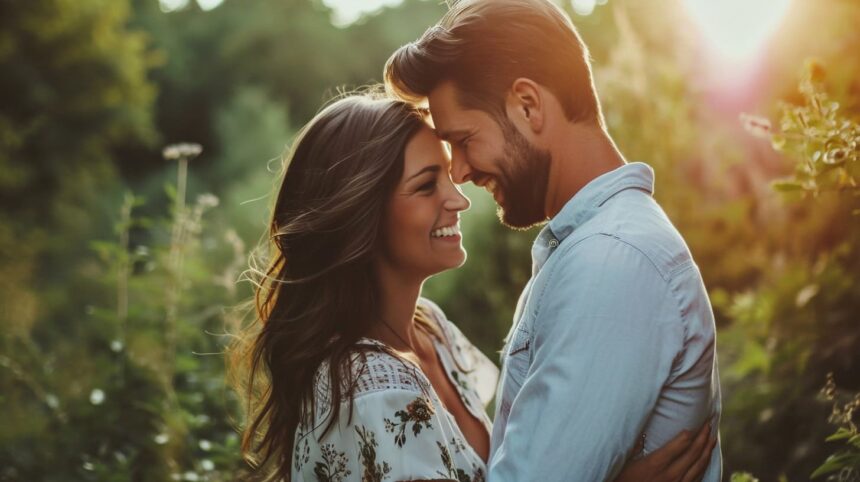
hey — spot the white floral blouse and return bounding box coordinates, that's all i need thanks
[291,299,499,481]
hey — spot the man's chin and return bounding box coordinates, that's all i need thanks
[497,205,546,231]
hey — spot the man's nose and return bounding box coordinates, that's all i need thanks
[450,149,472,184]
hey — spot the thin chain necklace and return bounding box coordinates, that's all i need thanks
[380,318,416,352]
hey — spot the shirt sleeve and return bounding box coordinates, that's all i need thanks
[488,235,685,481]
[296,388,466,482]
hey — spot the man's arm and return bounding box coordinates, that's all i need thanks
[489,235,685,481]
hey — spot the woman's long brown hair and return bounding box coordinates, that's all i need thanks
[227,92,429,480]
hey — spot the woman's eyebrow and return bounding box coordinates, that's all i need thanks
[406,164,441,181]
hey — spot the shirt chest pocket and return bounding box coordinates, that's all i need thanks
[504,325,532,386]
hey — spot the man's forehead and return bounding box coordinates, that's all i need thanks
[427,84,470,137]
[427,80,462,117]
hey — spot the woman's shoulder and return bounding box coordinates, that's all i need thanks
[312,344,431,408]
[417,297,479,360]
[417,296,458,343]
[352,346,433,398]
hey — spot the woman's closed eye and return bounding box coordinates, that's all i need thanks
[417,180,437,194]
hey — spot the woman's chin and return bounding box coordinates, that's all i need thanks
[439,250,468,272]
[420,251,467,278]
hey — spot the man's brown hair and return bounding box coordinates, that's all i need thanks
[384,0,602,125]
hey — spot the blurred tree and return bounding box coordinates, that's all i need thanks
[0,0,157,336]
[721,60,860,480]
[0,0,159,478]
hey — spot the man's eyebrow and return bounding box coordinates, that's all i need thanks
[434,128,471,141]
[407,164,441,181]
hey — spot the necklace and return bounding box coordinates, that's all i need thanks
[380,318,415,352]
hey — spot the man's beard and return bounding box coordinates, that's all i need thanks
[494,118,552,230]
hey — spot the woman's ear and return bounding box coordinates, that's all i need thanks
[505,78,544,134]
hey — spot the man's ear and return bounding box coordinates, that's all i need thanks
[505,78,544,134]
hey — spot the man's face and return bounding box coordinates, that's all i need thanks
[428,81,551,230]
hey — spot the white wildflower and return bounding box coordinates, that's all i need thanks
[196,193,219,209]
[162,143,203,161]
[89,389,105,406]
[795,284,819,308]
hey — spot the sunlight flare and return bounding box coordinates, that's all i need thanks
[683,0,792,63]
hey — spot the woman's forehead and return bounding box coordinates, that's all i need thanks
[403,126,451,177]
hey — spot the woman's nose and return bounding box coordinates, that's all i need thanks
[445,183,471,212]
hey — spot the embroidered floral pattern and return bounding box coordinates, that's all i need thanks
[294,435,310,472]
[355,425,391,482]
[436,440,485,482]
[449,436,467,454]
[384,396,435,447]
[312,443,351,482]
[450,370,474,408]
[292,301,497,481]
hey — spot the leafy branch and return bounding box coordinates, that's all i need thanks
[741,60,860,200]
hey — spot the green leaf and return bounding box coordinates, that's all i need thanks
[825,427,854,442]
[811,452,857,478]
[772,180,804,192]
[730,472,760,482]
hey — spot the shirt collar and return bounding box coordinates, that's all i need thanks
[547,162,655,241]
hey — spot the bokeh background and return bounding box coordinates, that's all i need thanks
[1,0,858,480]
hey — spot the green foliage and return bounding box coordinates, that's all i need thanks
[810,374,860,481]
[743,60,860,198]
[0,0,157,357]
[1,148,246,479]
[731,473,761,482]
[723,60,860,480]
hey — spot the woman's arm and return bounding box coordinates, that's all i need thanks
[614,419,718,482]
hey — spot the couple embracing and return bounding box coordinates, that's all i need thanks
[231,0,722,480]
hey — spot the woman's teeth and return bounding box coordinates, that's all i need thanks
[431,224,461,238]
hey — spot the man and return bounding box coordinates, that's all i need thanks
[384,0,722,480]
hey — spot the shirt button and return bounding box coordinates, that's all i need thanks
[548,238,559,248]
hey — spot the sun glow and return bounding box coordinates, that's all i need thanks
[683,0,793,63]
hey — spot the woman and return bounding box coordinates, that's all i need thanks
[229,91,713,481]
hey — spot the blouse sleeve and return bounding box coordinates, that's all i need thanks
[294,388,469,481]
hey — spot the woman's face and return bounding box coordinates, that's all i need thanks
[380,125,471,280]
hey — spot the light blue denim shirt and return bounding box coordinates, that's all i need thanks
[488,162,722,481]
